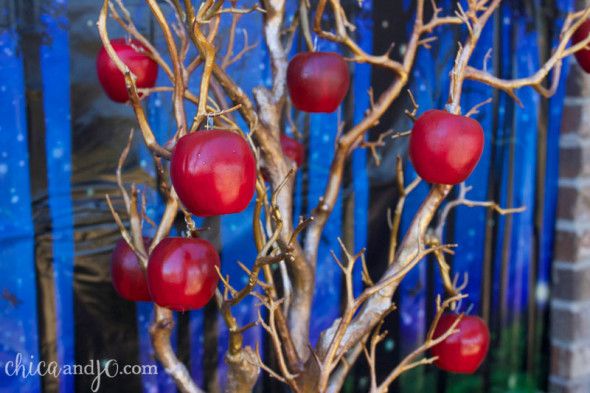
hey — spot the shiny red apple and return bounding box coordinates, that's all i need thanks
[573,19,590,73]
[409,110,484,185]
[170,130,257,217]
[96,38,158,103]
[287,52,350,113]
[111,238,151,302]
[280,134,305,167]
[431,313,490,374]
[147,237,220,311]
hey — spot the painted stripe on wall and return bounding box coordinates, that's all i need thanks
[217,4,264,389]
[39,2,75,391]
[451,8,495,316]
[352,0,372,295]
[0,24,41,393]
[308,73,343,346]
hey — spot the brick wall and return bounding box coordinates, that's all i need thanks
[550,24,590,393]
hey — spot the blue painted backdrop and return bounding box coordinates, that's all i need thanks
[0,0,570,392]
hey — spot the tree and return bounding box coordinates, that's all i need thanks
[96,0,590,392]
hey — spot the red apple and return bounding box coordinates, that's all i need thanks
[96,38,158,103]
[261,134,305,182]
[280,134,305,167]
[431,313,490,374]
[261,135,305,182]
[171,130,257,216]
[573,19,590,73]
[287,52,350,113]
[147,237,220,311]
[409,110,484,185]
[111,238,151,302]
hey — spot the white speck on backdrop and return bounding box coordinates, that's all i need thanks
[52,147,64,159]
[358,377,368,389]
[401,310,412,325]
[536,282,549,303]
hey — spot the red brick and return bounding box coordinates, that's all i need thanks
[559,147,586,178]
[551,342,590,379]
[554,228,590,262]
[566,61,590,97]
[557,184,590,221]
[550,375,590,393]
[551,301,590,341]
[561,104,584,134]
[553,263,590,301]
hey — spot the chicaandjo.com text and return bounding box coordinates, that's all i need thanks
[4,353,158,392]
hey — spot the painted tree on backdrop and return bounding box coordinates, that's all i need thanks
[96,0,590,392]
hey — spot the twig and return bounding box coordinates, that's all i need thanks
[463,7,590,105]
[146,0,188,136]
[434,182,525,239]
[388,158,421,263]
[360,130,411,166]
[374,295,465,392]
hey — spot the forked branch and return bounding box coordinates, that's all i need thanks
[372,295,466,392]
[463,7,590,105]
